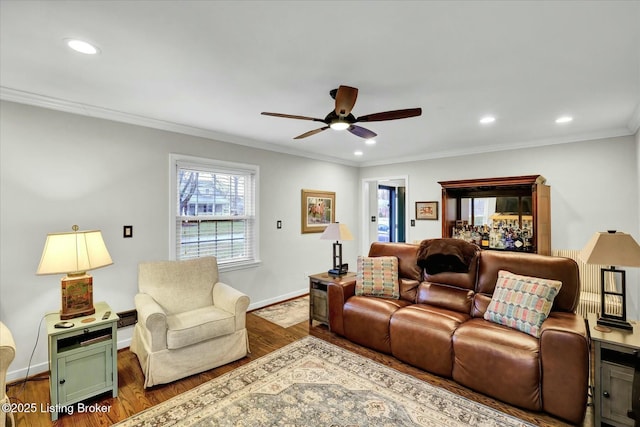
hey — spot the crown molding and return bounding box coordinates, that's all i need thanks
[358,127,634,167]
[2,86,635,169]
[0,87,359,167]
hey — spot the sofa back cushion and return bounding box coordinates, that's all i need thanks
[368,242,421,302]
[475,251,579,316]
[416,282,474,314]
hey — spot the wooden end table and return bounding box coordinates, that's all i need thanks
[588,312,640,427]
[309,272,356,327]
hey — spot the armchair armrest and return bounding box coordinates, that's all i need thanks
[212,282,250,330]
[539,312,590,424]
[328,280,356,336]
[134,293,168,351]
[0,321,16,394]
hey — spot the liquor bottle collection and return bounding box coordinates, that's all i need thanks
[452,216,534,252]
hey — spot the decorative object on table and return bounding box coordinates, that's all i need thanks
[113,337,535,427]
[415,201,438,220]
[580,230,640,331]
[301,189,335,233]
[37,225,113,319]
[320,222,353,276]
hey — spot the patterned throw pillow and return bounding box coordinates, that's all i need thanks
[484,270,562,338]
[355,256,399,299]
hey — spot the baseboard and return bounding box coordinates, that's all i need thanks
[248,288,308,311]
[6,337,133,383]
[7,292,306,383]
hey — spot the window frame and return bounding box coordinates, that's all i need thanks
[169,153,261,271]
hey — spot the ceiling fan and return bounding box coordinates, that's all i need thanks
[261,85,422,140]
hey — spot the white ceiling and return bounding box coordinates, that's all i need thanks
[1,1,639,166]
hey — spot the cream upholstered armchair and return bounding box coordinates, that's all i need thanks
[1,322,16,427]
[130,257,250,388]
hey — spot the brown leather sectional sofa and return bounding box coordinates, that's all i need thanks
[328,240,589,425]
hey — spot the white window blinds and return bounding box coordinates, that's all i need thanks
[172,155,259,270]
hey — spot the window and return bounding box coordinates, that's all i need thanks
[170,154,260,271]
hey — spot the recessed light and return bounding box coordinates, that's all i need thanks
[555,116,573,124]
[65,39,99,55]
[365,139,376,145]
[354,150,363,156]
[479,116,496,124]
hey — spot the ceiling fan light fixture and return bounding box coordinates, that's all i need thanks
[330,121,350,131]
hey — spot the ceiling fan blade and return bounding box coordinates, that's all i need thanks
[357,108,422,123]
[294,126,330,140]
[334,85,358,117]
[347,125,377,139]
[262,112,325,122]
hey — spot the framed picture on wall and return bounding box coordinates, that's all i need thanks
[301,189,335,233]
[416,201,438,220]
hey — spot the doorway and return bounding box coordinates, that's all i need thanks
[361,176,408,253]
[377,185,406,243]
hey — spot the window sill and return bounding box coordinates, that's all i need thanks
[218,260,262,273]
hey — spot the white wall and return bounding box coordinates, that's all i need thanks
[0,101,360,380]
[2,99,639,382]
[359,135,640,318]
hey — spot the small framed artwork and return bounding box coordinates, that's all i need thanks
[301,189,335,233]
[416,201,439,220]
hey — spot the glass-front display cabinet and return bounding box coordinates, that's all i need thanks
[438,175,551,255]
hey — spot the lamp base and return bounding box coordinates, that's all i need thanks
[60,274,95,320]
[597,316,633,331]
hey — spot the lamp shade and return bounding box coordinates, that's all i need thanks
[579,231,640,267]
[320,223,353,241]
[37,228,113,275]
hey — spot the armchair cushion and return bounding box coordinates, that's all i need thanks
[167,306,235,350]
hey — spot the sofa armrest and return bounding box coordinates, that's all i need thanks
[539,312,590,424]
[213,282,250,330]
[134,293,168,351]
[328,280,356,336]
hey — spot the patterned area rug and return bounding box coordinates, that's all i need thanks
[252,295,309,328]
[115,336,534,427]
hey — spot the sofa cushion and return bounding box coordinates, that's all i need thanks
[344,296,411,354]
[166,306,235,349]
[390,304,470,377]
[484,270,562,337]
[453,318,542,411]
[356,255,399,299]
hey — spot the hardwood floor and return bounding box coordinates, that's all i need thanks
[7,311,589,426]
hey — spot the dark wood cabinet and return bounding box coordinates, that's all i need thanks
[438,175,551,255]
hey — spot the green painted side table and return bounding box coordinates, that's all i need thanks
[45,301,118,421]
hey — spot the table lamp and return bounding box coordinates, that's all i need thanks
[320,223,353,276]
[580,230,640,330]
[37,225,113,319]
